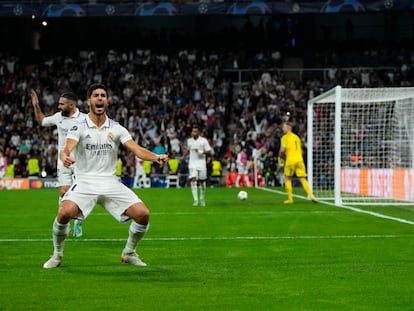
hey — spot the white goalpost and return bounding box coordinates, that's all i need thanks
[307,86,414,206]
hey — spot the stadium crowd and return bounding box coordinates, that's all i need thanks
[1,45,414,186]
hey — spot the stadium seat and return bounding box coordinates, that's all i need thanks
[28,158,40,176]
[142,160,152,175]
[4,164,14,178]
[166,159,180,188]
[139,161,152,188]
[210,160,222,186]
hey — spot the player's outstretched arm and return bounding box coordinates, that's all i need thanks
[124,140,168,166]
[31,90,46,125]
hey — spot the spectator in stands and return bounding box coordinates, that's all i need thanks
[169,132,181,155]
[12,157,25,177]
[235,146,250,187]
[39,157,53,178]
[152,133,167,175]
[226,166,238,187]
[262,149,278,186]
[0,150,6,177]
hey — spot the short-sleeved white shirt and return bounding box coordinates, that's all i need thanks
[66,115,132,178]
[64,115,141,223]
[42,109,86,153]
[42,109,86,185]
[187,136,212,170]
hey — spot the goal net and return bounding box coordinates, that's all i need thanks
[307,86,414,206]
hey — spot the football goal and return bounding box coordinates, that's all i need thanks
[307,86,414,206]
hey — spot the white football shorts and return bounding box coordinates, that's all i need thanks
[62,177,142,223]
[57,163,75,187]
[237,165,248,175]
[189,167,207,180]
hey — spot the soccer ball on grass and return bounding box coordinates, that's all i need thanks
[237,190,248,201]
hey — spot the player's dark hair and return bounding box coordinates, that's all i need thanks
[87,83,107,98]
[60,91,78,103]
[192,124,201,130]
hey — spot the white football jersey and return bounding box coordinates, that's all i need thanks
[187,136,212,170]
[66,115,132,178]
[42,109,87,152]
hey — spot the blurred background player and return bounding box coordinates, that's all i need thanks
[183,125,212,206]
[279,122,318,204]
[31,89,87,237]
[235,146,250,187]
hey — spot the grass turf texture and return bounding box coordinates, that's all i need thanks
[0,188,414,310]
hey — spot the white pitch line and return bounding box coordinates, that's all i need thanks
[90,211,341,216]
[259,187,414,225]
[0,234,407,243]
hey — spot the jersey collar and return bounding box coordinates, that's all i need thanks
[71,108,82,118]
[63,108,82,119]
[85,114,110,128]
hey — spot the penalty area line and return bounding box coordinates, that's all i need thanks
[259,187,414,226]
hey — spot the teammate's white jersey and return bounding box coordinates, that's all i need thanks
[42,109,86,152]
[66,115,132,178]
[187,136,212,170]
[42,109,87,185]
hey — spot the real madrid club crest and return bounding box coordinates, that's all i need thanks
[108,132,113,141]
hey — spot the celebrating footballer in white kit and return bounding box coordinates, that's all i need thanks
[43,83,168,269]
[31,90,86,237]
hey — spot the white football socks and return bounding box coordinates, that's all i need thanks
[124,222,149,253]
[52,218,70,257]
[191,180,198,202]
[199,180,206,201]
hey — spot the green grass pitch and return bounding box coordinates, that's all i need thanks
[1,187,414,310]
